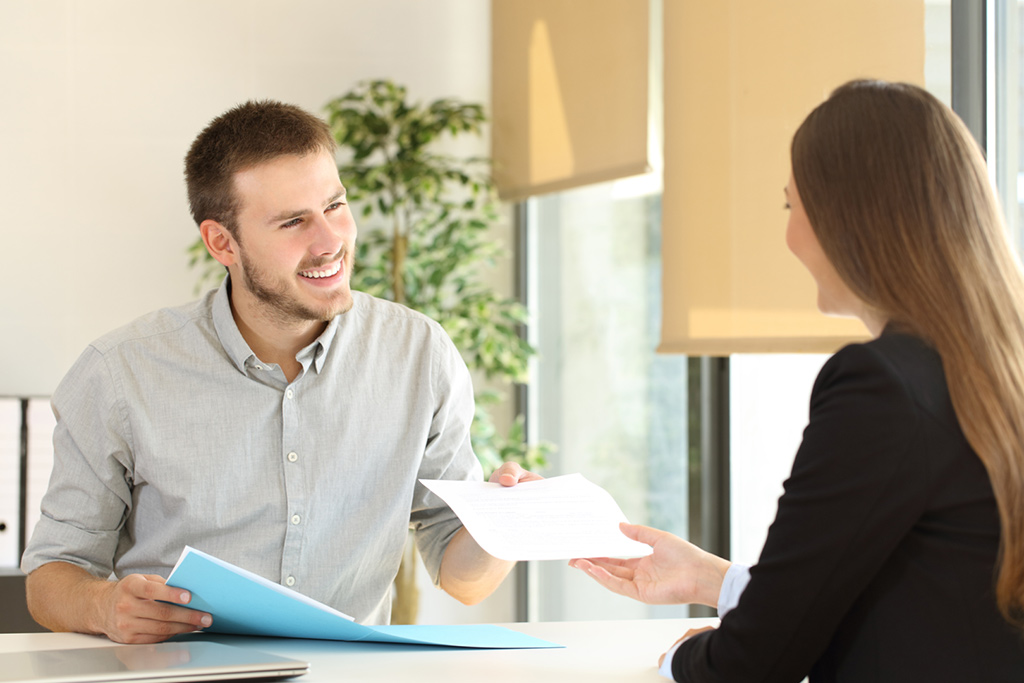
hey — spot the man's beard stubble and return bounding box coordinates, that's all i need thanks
[237,245,353,325]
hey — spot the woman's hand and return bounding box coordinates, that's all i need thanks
[658,626,716,668]
[569,523,730,608]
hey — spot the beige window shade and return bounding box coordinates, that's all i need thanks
[491,0,651,201]
[660,0,925,355]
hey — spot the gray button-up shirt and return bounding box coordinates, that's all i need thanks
[22,278,482,624]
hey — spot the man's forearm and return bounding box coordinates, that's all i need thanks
[438,527,515,605]
[26,561,111,634]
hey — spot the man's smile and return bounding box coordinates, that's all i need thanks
[298,260,343,280]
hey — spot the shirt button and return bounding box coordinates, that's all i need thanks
[291,514,301,525]
[286,389,294,399]
[255,365,263,371]
[287,452,298,462]
[285,576,295,587]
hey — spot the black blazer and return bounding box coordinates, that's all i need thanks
[673,330,1024,682]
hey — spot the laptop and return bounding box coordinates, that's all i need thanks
[0,641,309,683]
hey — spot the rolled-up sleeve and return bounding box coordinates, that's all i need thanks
[21,345,134,578]
[409,328,483,584]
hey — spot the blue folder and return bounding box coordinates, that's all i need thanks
[166,546,561,649]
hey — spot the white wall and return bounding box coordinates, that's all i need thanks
[0,0,516,624]
[0,0,499,395]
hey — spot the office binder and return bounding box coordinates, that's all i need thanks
[24,399,55,550]
[0,399,21,568]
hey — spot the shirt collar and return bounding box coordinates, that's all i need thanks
[212,275,342,377]
[211,276,256,375]
[306,313,339,374]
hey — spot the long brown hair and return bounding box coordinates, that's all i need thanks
[792,79,1024,628]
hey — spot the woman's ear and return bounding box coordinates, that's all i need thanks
[200,220,238,267]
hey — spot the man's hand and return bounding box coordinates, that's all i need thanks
[26,562,211,644]
[488,461,544,487]
[96,573,211,644]
[568,523,730,608]
[439,463,542,604]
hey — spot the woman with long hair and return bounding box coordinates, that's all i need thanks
[571,80,1024,681]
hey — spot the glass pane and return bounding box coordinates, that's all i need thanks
[994,0,1023,250]
[729,355,828,564]
[926,0,952,106]
[528,179,688,621]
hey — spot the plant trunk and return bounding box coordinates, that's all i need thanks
[391,533,420,624]
[393,229,407,305]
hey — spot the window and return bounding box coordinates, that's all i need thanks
[993,0,1024,251]
[522,0,957,621]
[525,179,689,621]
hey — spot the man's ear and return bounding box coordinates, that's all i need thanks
[200,220,238,267]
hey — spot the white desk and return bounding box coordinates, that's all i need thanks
[0,618,719,682]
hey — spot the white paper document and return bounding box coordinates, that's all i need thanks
[420,473,653,561]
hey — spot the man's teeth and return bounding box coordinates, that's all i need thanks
[300,262,342,279]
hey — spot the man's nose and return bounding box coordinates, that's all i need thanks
[309,214,345,256]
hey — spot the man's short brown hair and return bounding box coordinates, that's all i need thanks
[184,100,336,233]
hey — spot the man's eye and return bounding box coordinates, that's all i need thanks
[327,201,345,211]
[282,218,302,228]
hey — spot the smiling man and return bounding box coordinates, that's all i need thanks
[21,101,537,644]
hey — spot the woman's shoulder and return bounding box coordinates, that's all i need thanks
[830,328,938,370]
[817,329,955,430]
